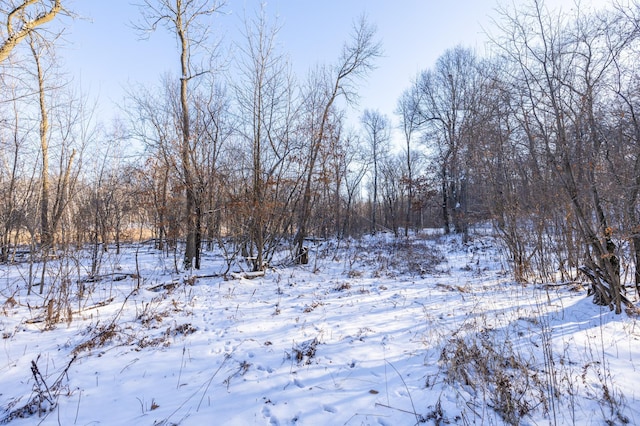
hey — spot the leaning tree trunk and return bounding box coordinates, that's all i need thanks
[579,228,625,311]
[568,173,626,313]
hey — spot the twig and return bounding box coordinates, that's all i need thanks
[386,360,420,425]
[374,402,420,416]
[74,390,81,425]
[197,353,231,411]
[72,289,136,355]
[177,346,186,389]
[0,354,77,424]
[154,350,235,426]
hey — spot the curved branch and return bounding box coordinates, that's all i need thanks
[0,0,62,63]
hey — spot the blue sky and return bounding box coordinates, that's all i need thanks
[60,0,610,137]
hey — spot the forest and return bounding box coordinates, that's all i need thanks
[2,1,639,311]
[2,1,640,424]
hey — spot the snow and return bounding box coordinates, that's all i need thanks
[1,232,639,425]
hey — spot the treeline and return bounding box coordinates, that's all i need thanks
[0,1,412,273]
[400,1,640,313]
[1,1,640,312]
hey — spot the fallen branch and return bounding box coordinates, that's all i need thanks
[80,272,137,283]
[229,271,265,280]
[74,297,115,314]
[189,273,224,279]
[538,281,582,288]
[24,297,116,324]
[147,280,180,292]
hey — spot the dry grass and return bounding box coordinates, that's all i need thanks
[440,334,545,425]
[291,337,320,365]
[344,237,446,277]
[0,355,77,423]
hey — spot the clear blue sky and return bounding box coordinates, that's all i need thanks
[60,0,610,139]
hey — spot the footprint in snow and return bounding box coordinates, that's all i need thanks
[262,405,280,426]
[323,404,337,413]
[256,364,275,374]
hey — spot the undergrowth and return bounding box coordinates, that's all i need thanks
[438,306,632,425]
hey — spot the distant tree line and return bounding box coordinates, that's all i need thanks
[1,0,639,312]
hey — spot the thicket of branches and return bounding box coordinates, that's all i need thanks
[2,0,640,312]
[402,1,640,313]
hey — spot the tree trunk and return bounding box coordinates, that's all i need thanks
[31,36,52,252]
[177,13,199,270]
[294,17,380,261]
[372,163,378,235]
[633,234,640,298]
[405,158,412,237]
[441,164,450,234]
[295,114,325,262]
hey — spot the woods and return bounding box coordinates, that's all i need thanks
[2,0,640,312]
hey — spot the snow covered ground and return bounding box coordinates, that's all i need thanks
[1,232,639,425]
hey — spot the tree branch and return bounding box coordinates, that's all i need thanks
[0,0,62,63]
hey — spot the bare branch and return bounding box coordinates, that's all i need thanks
[0,0,62,63]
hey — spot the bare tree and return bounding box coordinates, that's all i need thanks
[136,0,225,270]
[606,3,640,298]
[191,77,231,251]
[379,154,404,236]
[128,80,178,253]
[0,82,34,262]
[396,85,422,236]
[493,0,638,312]
[0,0,62,63]
[339,133,368,238]
[293,15,381,262]
[361,108,390,235]
[414,46,480,238]
[29,32,52,251]
[234,4,299,271]
[1,0,69,260]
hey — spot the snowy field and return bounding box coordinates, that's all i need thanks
[1,232,639,425]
